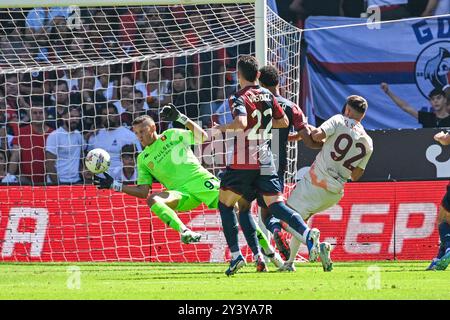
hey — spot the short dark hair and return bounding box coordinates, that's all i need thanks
[346,95,368,114]
[259,65,279,87]
[30,96,44,107]
[60,105,80,117]
[428,88,445,99]
[56,80,69,90]
[132,114,155,126]
[173,68,186,78]
[121,144,138,159]
[100,102,118,114]
[237,55,259,82]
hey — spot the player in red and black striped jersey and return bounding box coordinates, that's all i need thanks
[213,55,322,276]
[244,65,322,263]
[427,131,450,271]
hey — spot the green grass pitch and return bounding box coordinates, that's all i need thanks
[0,261,448,300]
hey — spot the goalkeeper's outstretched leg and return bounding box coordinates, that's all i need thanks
[147,191,202,244]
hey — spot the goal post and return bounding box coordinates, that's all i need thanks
[0,0,302,262]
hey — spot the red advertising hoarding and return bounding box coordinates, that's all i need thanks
[0,181,447,262]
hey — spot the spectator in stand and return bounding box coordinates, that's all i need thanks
[25,7,51,42]
[342,0,365,17]
[118,73,136,102]
[78,68,105,106]
[212,84,236,126]
[408,0,442,17]
[434,0,450,15]
[8,101,54,184]
[48,13,73,59]
[3,73,31,136]
[0,25,29,67]
[20,70,55,99]
[0,8,28,37]
[170,68,200,129]
[64,67,84,91]
[288,0,344,25]
[77,69,106,134]
[118,7,141,53]
[25,7,69,62]
[0,96,14,152]
[136,59,171,109]
[25,7,68,35]
[46,80,81,129]
[120,90,154,127]
[87,9,119,54]
[0,93,12,146]
[381,82,450,127]
[87,103,141,172]
[45,106,84,184]
[367,0,410,20]
[114,90,134,115]
[180,13,226,106]
[95,65,116,101]
[109,144,138,183]
[0,149,18,183]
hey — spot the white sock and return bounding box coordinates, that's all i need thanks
[287,236,301,264]
[285,225,309,245]
[231,251,242,260]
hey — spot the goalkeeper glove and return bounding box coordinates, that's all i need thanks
[93,172,123,192]
[160,103,188,125]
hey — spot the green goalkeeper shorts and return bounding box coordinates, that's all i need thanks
[174,176,220,212]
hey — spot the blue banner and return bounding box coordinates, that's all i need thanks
[304,16,450,129]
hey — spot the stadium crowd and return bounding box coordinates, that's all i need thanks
[0,1,449,185]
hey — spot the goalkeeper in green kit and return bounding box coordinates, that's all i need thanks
[94,104,284,266]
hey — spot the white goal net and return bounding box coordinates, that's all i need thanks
[0,1,302,262]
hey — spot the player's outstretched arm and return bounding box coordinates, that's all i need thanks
[434,131,450,146]
[311,127,327,143]
[380,82,418,119]
[289,125,323,149]
[213,114,247,132]
[184,118,208,144]
[160,103,208,143]
[94,172,151,199]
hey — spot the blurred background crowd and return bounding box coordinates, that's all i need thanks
[0,0,449,185]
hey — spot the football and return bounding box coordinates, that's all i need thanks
[85,148,111,174]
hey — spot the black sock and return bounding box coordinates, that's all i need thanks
[438,222,450,254]
[437,243,446,259]
[264,216,282,234]
[218,202,240,253]
[268,201,308,237]
[238,210,260,256]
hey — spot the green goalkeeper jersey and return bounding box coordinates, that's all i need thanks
[137,128,213,191]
